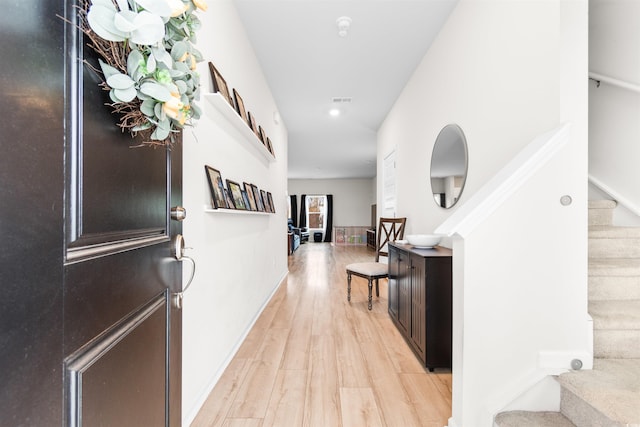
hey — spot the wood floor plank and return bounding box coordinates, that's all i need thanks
[280,302,313,370]
[339,387,384,427]
[221,419,263,427]
[359,338,424,427]
[227,359,279,419]
[400,373,451,424]
[262,370,307,427]
[190,243,451,427]
[303,334,341,427]
[190,358,251,427]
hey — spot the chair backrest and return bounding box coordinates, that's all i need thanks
[376,217,407,262]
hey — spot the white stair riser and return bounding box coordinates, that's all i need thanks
[589,238,640,258]
[589,276,640,300]
[593,330,640,359]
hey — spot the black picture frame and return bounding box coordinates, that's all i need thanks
[208,62,233,107]
[227,179,246,210]
[267,192,275,213]
[260,189,269,212]
[248,111,261,140]
[266,137,275,157]
[204,165,228,209]
[241,190,251,211]
[232,88,249,127]
[243,182,257,211]
[225,188,235,209]
[252,184,264,212]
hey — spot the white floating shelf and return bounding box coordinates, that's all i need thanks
[204,205,271,215]
[203,93,275,163]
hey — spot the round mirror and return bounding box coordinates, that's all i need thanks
[430,124,468,209]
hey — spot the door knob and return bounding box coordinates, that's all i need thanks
[171,206,187,221]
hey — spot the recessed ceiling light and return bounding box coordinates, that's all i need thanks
[329,108,340,117]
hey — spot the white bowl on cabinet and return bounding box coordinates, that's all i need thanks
[406,234,442,248]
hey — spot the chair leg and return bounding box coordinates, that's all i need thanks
[347,272,352,302]
[375,278,379,297]
[367,279,373,310]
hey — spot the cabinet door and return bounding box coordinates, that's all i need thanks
[388,246,400,319]
[425,257,453,369]
[410,254,427,363]
[398,252,411,333]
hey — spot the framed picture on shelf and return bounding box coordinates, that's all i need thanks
[267,192,275,213]
[232,88,249,126]
[204,165,228,209]
[260,189,270,212]
[227,179,247,210]
[266,137,275,157]
[252,184,265,212]
[248,112,261,140]
[208,62,233,107]
[241,190,251,210]
[243,182,257,211]
[225,188,235,209]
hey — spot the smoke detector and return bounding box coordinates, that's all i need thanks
[336,16,352,37]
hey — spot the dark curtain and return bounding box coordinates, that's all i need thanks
[299,194,307,229]
[289,195,298,227]
[323,194,333,242]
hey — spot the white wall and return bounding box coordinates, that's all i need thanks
[589,0,640,223]
[377,0,588,425]
[181,2,288,424]
[288,178,375,227]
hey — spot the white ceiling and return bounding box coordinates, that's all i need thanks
[233,0,459,179]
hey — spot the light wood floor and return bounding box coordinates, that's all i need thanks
[191,243,452,427]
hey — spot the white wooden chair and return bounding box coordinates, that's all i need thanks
[346,217,406,310]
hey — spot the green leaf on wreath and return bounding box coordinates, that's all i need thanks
[106,73,135,90]
[114,86,138,102]
[140,99,156,117]
[98,59,121,80]
[140,82,171,102]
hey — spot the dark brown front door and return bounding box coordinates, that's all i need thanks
[62,3,183,425]
[0,1,183,425]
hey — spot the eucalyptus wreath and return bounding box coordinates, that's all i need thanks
[80,0,207,146]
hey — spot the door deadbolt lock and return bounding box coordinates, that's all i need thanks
[171,206,187,221]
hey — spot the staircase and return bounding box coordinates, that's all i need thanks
[495,200,640,427]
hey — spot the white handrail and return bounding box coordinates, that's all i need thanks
[589,72,640,94]
[435,123,570,237]
[589,174,640,217]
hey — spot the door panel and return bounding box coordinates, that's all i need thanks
[410,255,426,363]
[66,294,166,426]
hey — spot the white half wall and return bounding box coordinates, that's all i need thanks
[288,178,376,227]
[377,0,588,425]
[181,2,288,425]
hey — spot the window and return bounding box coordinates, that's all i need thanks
[306,195,326,230]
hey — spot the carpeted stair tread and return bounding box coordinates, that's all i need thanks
[557,359,640,425]
[589,258,640,276]
[589,275,640,301]
[494,410,575,427]
[590,300,640,330]
[589,225,640,238]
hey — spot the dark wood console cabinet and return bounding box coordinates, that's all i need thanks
[388,243,452,371]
